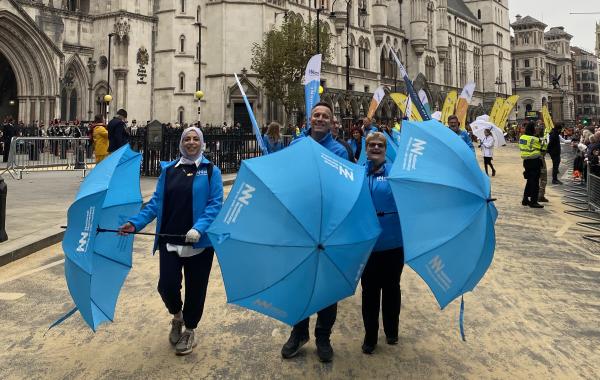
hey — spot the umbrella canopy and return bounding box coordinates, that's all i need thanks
[207,138,381,326]
[470,115,506,147]
[388,120,497,309]
[61,145,142,330]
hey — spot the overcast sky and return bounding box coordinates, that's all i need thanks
[508,0,599,53]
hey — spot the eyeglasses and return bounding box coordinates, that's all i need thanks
[367,142,385,148]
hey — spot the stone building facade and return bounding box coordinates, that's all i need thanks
[0,0,511,127]
[510,15,575,124]
[571,46,598,123]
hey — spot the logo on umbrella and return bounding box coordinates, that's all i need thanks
[402,137,427,171]
[426,255,452,292]
[224,183,256,225]
[76,206,95,254]
[321,153,354,181]
[253,299,288,318]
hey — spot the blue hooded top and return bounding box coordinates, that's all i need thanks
[291,128,351,161]
[367,161,403,251]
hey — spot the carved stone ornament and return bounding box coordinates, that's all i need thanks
[113,17,131,43]
[136,47,149,66]
[87,57,97,74]
[99,56,108,70]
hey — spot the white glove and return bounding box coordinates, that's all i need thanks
[185,229,201,243]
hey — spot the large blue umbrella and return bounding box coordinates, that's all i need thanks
[388,120,497,334]
[59,145,142,331]
[207,138,381,326]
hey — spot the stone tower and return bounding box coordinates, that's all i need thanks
[596,22,600,57]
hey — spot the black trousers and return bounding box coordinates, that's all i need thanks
[483,156,495,175]
[523,158,542,203]
[550,154,561,181]
[158,243,214,329]
[361,247,405,345]
[292,303,337,341]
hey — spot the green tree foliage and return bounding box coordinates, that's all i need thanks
[251,17,332,119]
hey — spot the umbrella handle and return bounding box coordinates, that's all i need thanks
[60,226,186,238]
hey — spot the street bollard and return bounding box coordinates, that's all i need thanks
[0,176,8,242]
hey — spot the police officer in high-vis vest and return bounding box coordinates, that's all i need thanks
[519,122,544,208]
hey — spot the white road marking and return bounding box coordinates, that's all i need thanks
[554,222,573,237]
[0,292,26,301]
[0,259,64,286]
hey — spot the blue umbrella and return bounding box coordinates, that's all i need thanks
[207,138,381,326]
[58,145,143,331]
[388,120,497,338]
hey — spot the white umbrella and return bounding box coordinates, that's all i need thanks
[470,115,506,147]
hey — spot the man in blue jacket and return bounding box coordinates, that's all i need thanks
[290,102,352,162]
[107,108,129,153]
[281,102,351,363]
[448,115,475,152]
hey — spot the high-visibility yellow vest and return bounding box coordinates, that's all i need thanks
[519,134,542,159]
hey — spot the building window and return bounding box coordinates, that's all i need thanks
[473,48,481,88]
[477,9,481,19]
[525,76,531,87]
[459,42,467,86]
[179,73,185,91]
[524,59,529,68]
[178,107,185,124]
[380,48,387,77]
[363,39,370,69]
[358,0,368,28]
[425,56,436,83]
[498,51,504,82]
[427,2,434,49]
[179,35,186,53]
[496,32,503,47]
[349,34,356,67]
[445,38,452,86]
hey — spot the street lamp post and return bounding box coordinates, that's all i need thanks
[315,1,326,54]
[105,33,116,122]
[194,20,203,126]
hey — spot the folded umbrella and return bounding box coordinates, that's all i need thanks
[207,138,381,326]
[388,119,498,338]
[57,145,143,331]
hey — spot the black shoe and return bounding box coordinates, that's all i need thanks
[316,338,334,362]
[538,197,549,202]
[521,199,529,206]
[361,342,376,354]
[492,170,496,177]
[529,203,544,208]
[386,336,399,345]
[281,333,309,359]
[552,179,563,185]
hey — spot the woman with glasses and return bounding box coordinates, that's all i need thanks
[361,132,404,355]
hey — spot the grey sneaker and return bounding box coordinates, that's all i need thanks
[175,329,197,356]
[169,318,184,345]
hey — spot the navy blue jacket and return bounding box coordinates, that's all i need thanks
[107,117,129,152]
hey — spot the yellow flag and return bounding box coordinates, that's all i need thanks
[440,90,458,126]
[367,86,386,120]
[541,106,555,135]
[495,95,519,131]
[455,82,476,130]
[489,98,504,124]
[390,93,423,121]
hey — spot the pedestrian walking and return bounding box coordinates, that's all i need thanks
[281,102,351,363]
[262,122,284,154]
[118,127,223,356]
[480,128,496,176]
[91,115,109,163]
[536,125,549,203]
[519,122,544,208]
[107,109,129,153]
[547,123,567,185]
[361,131,404,355]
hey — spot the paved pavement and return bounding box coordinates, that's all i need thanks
[0,145,599,379]
[0,170,236,266]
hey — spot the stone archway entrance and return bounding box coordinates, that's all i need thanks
[0,8,62,123]
[0,52,18,120]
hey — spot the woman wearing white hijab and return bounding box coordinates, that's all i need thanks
[119,127,223,355]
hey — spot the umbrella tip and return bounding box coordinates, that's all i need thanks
[487,198,497,203]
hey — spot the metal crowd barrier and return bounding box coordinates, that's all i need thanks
[565,163,600,244]
[1,137,95,179]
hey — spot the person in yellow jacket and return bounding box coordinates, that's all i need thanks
[91,114,109,163]
[519,122,544,208]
